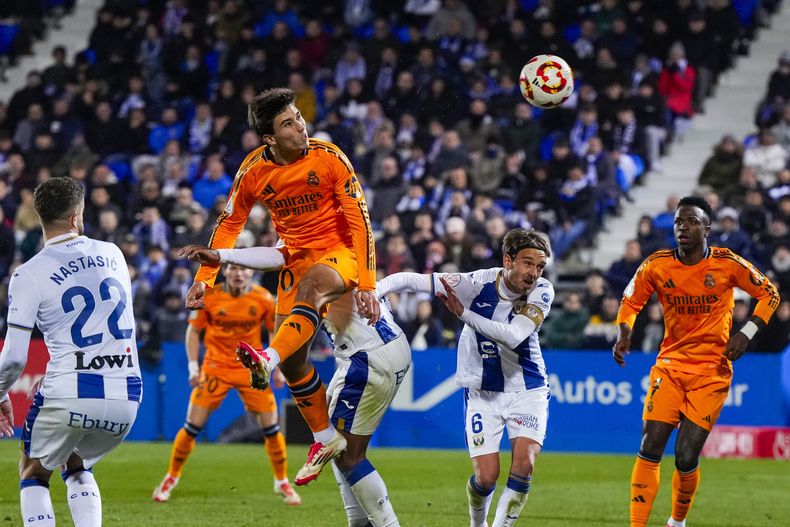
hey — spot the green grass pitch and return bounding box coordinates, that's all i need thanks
[0,441,787,526]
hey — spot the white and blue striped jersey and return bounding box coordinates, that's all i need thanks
[432,268,554,392]
[6,234,142,401]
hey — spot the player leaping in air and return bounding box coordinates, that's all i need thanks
[613,196,779,527]
[182,244,410,526]
[182,87,379,485]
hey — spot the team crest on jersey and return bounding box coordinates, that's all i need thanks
[444,273,461,287]
[218,308,227,316]
[472,434,485,447]
[249,306,257,316]
[306,171,320,187]
[704,274,716,289]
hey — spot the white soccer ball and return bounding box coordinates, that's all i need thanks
[519,54,574,109]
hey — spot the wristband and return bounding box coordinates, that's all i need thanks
[739,320,758,340]
[188,360,200,378]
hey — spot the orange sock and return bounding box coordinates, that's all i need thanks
[671,467,700,521]
[168,425,200,478]
[270,302,319,362]
[630,456,661,527]
[263,425,288,481]
[287,368,330,433]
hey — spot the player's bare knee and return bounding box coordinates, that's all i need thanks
[295,277,320,305]
[19,457,51,481]
[674,450,699,472]
[335,450,365,472]
[510,459,534,477]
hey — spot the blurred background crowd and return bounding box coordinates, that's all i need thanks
[0,0,789,360]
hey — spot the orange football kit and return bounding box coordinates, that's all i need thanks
[188,284,277,413]
[194,138,375,434]
[618,247,779,431]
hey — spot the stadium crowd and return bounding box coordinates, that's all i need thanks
[0,0,788,358]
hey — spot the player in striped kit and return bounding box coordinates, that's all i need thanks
[0,177,141,526]
[182,243,410,527]
[377,229,554,527]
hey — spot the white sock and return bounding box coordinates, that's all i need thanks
[666,518,686,527]
[314,426,337,444]
[263,346,280,369]
[65,470,102,526]
[332,461,369,527]
[491,474,530,527]
[344,459,399,527]
[20,480,55,526]
[466,476,494,527]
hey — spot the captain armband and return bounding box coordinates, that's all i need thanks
[516,303,545,326]
[739,320,758,340]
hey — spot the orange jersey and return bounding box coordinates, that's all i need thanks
[188,284,276,369]
[194,138,376,290]
[617,247,779,374]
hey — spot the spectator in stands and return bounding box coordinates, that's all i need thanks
[610,105,645,161]
[606,239,642,296]
[743,128,788,187]
[569,103,599,157]
[769,245,790,292]
[658,42,696,140]
[502,101,541,161]
[148,107,185,154]
[582,269,610,317]
[425,0,476,40]
[711,206,754,259]
[442,216,474,271]
[739,188,770,238]
[765,50,790,103]
[636,214,667,256]
[583,294,621,349]
[13,102,45,152]
[727,166,765,208]
[698,134,743,198]
[542,291,589,350]
[682,11,717,114]
[456,99,499,155]
[405,298,444,351]
[95,208,126,246]
[551,164,595,260]
[133,205,171,252]
[629,79,667,172]
[192,157,232,210]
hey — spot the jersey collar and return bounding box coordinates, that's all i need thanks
[45,233,81,246]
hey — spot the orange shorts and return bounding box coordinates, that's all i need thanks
[189,363,277,414]
[642,364,731,432]
[275,245,358,315]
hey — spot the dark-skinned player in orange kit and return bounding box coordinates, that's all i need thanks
[612,196,779,527]
[181,88,380,485]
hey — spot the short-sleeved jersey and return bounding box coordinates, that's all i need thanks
[618,247,779,374]
[195,138,376,290]
[188,284,275,369]
[322,292,403,359]
[433,268,554,392]
[6,234,142,401]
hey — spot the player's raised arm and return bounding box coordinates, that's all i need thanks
[438,276,554,351]
[193,161,259,288]
[613,259,656,366]
[376,272,434,296]
[723,251,780,361]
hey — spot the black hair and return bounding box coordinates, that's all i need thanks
[247,87,296,137]
[33,176,84,225]
[502,228,551,259]
[677,195,713,223]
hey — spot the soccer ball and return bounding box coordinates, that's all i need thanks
[519,54,574,109]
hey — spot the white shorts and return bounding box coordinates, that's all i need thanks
[464,387,549,457]
[22,393,139,470]
[327,334,411,436]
